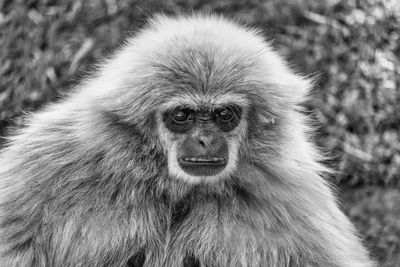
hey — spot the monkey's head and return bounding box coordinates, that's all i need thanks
[94,14,313,185]
[160,93,246,183]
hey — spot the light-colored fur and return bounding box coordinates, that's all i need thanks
[0,14,374,266]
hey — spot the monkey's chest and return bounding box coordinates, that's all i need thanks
[128,202,313,267]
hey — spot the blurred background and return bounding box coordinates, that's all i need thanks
[0,0,399,265]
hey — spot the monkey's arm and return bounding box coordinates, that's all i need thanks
[263,164,375,267]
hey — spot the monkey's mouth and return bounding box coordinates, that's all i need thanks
[180,157,227,164]
[178,156,228,176]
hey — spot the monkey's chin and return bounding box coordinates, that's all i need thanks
[178,157,228,177]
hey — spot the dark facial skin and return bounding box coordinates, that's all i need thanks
[163,104,242,177]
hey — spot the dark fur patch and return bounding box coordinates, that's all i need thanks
[10,237,33,253]
[126,248,146,267]
[231,181,254,205]
[102,111,145,139]
[110,186,120,204]
[183,254,200,267]
[170,198,192,231]
[102,110,164,166]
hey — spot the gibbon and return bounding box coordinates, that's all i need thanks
[0,14,374,267]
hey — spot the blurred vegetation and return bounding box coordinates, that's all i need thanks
[0,0,399,265]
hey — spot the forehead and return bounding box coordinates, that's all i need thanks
[155,46,258,91]
[148,45,258,112]
[159,93,248,112]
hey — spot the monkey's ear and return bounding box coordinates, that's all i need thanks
[259,114,276,125]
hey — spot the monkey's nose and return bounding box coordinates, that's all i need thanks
[193,134,227,157]
[196,135,213,149]
[183,134,227,157]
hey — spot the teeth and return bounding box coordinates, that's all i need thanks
[182,157,225,163]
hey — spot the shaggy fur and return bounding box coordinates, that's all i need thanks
[0,14,374,267]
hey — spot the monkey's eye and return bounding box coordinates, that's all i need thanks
[171,109,194,125]
[213,105,242,132]
[216,108,234,122]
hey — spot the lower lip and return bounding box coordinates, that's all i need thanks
[179,157,227,166]
[178,157,228,176]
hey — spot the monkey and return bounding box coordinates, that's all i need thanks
[0,14,374,267]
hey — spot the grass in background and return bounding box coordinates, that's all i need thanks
[0,0,399,265]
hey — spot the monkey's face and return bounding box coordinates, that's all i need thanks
[159,101,245,184]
